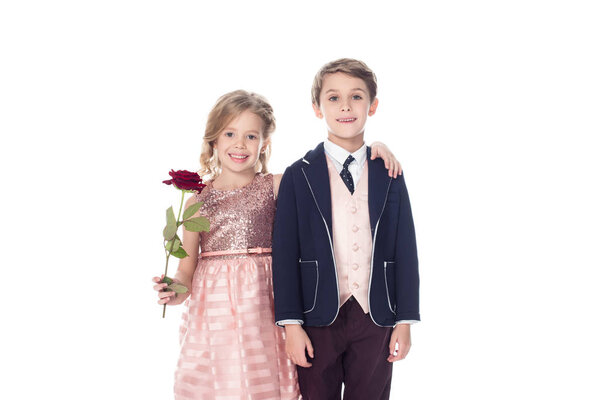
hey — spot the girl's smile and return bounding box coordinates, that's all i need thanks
[228,153,250,163]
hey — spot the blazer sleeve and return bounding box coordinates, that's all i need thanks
[394,174,421,322]
[272,166,304,324]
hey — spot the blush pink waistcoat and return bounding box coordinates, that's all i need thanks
[326,155,372,313]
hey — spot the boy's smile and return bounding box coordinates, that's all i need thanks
[313,72,378,151]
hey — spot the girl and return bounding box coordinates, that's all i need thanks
[152,90,401,400]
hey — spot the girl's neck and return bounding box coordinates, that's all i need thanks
[212,169,257,190]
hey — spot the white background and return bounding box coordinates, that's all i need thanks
[1,1,599,399]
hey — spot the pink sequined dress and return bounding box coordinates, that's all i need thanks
[175,173,300,400]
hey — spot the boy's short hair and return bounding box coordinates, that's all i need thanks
[311,58,378,106]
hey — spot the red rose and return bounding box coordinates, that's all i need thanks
[163,169,206,192]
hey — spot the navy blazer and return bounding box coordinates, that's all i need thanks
[272,143,420,327]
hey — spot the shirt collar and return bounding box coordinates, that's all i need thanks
[324,139,367,167]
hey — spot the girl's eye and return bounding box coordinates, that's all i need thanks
[328,96,339,102]
[224,132,234,137]
[247,134,257,140]
[352,95,363,100]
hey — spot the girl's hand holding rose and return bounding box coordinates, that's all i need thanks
[152,275,189,306]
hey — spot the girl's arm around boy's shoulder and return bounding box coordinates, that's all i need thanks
[370,141,402,178]
[152,195,202,306]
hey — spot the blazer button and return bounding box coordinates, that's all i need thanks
[351,206,357,214]
[352,282,359,290]
[352,225,359,232]
[352,263,359,271]
[352,244,359,252]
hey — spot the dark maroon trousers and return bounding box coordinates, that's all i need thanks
[297,297,393,400]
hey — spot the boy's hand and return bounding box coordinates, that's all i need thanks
[284,324,314,368]
[387,324,411,362]
[370,141,402,178]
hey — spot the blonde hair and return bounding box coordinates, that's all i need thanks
[311,58,378,107]
[199,90,276,179]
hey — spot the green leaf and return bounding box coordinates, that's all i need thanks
[165,236,181,253]
[163,206,177,240]
[183,201,204,220]
[183,217,210,232]
[167,283,189,294]
[166,206,176,225]
[171,247,188,259]
[161,276,174,285]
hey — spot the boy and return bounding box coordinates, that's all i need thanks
[272,58,420,400]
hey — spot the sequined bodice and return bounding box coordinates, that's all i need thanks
[194,173,276,253]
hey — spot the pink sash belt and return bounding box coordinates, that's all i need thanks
[200,247,272,258]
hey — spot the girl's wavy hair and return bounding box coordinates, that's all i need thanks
[199,90,275,179]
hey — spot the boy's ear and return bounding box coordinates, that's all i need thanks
[312,102,324,119]
[368,98,379,116]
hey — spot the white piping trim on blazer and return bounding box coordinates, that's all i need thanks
[383,261,397,313]
[301,167,341,326]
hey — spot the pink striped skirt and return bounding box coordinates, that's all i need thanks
[175,253,300,400]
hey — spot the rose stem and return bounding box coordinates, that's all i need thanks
[162,189,186,318]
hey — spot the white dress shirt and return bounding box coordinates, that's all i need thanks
[323,139,368,186]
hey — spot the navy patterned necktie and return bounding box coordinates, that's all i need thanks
[340,155,355,194]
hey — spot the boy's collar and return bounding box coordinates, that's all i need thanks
[324,139,367,166]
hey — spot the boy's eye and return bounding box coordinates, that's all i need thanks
[247,134,257,140]
[352,95,363,100]
[328,96,339,102]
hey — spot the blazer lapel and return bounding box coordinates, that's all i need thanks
[301,142,333,234]
[367,146,392,237]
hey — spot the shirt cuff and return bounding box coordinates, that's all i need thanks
[393,320,420,327]
[276,319,304,327]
